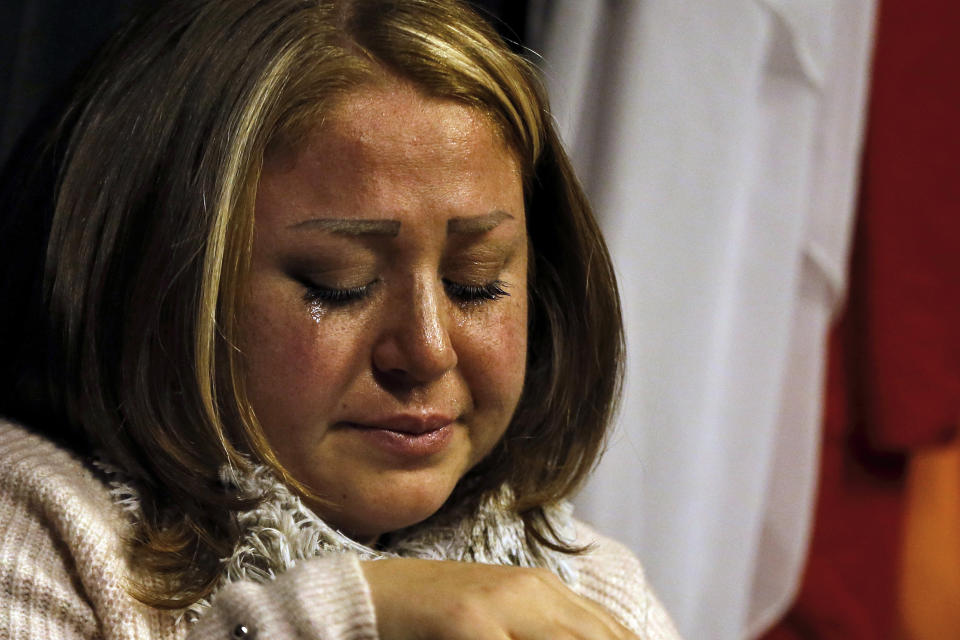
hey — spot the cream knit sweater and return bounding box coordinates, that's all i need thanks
[0,419,681,639]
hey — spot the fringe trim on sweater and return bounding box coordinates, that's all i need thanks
[93,459,578,623]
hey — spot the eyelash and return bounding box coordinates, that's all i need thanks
[303,283,370,306]
[443,279,510,303]
[301,279,510,307]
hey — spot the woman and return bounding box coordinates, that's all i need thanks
[0,0,680,638]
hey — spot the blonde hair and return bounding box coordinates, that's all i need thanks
[0,0,623,606]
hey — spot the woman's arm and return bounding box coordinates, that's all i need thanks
[188,554,377,639]
[361,557,638,640]
[571,521,682,639]
[0,421,657,639]
[1,420,382,640]
[0,420,179,639]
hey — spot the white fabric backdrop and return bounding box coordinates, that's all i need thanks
[527,2,876,638]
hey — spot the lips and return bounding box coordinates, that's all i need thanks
[353,414,454,435]
[339,414,456,459]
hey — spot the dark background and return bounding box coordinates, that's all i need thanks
[0,0,529,170]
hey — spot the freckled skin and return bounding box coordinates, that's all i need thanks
[240,80,528,543]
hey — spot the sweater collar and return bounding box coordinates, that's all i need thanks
[96,459,579,622]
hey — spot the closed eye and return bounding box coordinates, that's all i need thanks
[443,279,509,304]
[302,280,375,306]
[300,278,508,307]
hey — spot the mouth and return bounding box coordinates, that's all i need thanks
[353,414,455,435]
[339,415,456,458]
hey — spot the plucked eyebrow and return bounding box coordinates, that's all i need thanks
[287,211,514,236]
[447,210,514,234]
[287,218,401,236]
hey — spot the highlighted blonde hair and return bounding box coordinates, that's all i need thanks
[0,0,623,606]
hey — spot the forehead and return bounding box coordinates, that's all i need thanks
[296,81,515,173]
[258,80,524,228]
[326,81,490,143]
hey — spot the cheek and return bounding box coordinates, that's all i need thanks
[456,293,528,416]
[242,307,311,396]
[239,279,368,420]
[240,285,317,399]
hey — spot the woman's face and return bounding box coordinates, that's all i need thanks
[240,80,528,542]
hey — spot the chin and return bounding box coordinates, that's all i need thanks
[313,476,459,543]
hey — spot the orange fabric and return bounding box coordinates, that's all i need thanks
[898,441,960,639]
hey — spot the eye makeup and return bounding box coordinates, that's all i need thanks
[301,280,377,306]
[300,276,511,310]
[288,227,522,311]
[443,279,510,304]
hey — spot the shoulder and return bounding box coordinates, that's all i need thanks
[569,519,683,640]
[1,419,111,507]
[0,419,177,639]
[0,419,123,553]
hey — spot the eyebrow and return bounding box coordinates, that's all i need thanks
[288,218,401,237]
[287,211,514,237]
[447,210,514,234]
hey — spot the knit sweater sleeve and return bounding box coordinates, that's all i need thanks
[0,444,101,639]
[187,554,378,639]
[570,520,683,640]
[0,420,379,640]
[0,420,173,639]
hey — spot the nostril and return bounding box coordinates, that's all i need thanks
[372,365,421,395]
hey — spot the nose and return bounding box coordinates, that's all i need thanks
[372,276,457,385]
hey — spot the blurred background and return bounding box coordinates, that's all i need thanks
[3,1,958,638]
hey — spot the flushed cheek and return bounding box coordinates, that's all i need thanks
[241,292,369,424]
[457,301,528,449]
